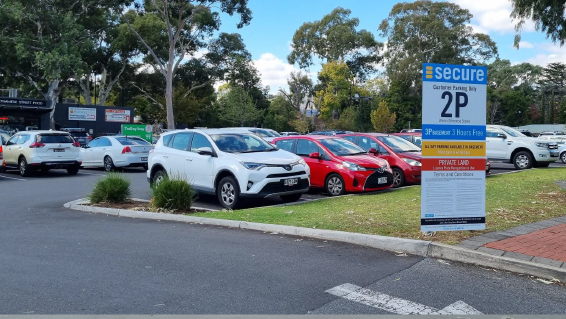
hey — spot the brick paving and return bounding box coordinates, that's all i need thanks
[484,224,566,263]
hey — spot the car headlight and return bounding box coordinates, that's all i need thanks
[342,161,366,171]
[241,162,266,170]
[402,158,422,166]
[535,142,548,148]
[298,157,307,167]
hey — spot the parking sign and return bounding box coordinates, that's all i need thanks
[421,63,487,232]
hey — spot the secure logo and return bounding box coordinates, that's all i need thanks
[423,63,487,85]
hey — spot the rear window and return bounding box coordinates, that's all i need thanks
[115,137,151,145]
[37,134,74,144]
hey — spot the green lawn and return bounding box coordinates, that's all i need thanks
[192,168,566,244]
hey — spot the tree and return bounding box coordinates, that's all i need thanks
[511,0,566,47]
[224,55,270,113]
[217,86,262,126]
[280,71,314,114]
[379,1,498,91]
[121,0,252,129]
[371,101,396,133]
[329,106,357,131]
[315,60,357,120]
[288,7,382,78]
[290,113,311,134]
[263,95,298,132]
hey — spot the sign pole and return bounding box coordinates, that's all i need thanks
[421,63,487,232]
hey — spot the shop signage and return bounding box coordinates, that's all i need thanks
[69,107,96,121]
[122,124,153,143]
[105,109,131,122]
[421,63,487,232]
[0,98,47,107]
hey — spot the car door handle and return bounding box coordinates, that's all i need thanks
[186,158,193,161]
[163,155,169,158]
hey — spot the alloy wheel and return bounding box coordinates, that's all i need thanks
[19,159,26,175]
[562,152,566,164]
[221,182,235,206]
[393,171,402,187]
[328,176,343,195]
[104,157,112,171]
[515,155,529,169]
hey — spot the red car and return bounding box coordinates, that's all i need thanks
[342,133,422,187]
[393,132,422,148]
[272,135,393,196]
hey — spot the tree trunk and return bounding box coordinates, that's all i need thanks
[46,79,61,130]
[79,79,92,105]
[165,69,175,130]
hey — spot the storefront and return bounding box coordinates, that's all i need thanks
[0,97,50,132]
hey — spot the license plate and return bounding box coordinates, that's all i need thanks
[284,178,298,186]
[378,177,388,184]
[140,157,148,161]
[53,149,65,152]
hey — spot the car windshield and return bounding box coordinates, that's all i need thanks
[267,130,281,137]
[115,137,151,145]
[499,126,525,137]
[378,136,421,152]
[211,133,276,153]
[1,133,10,145]
[249,129,270,137]
[412,136,422,147]
[319,138,367,156]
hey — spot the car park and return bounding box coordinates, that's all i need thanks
[393,132,422,148]
[147,129,310,209]
[2,130,82,176]
[272,135,393,196]
[81,136,154,171]
[486,125,559,169]
[342,133,422,188]
[61,128,92,147]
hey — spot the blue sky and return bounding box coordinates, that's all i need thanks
[216,0,565,93]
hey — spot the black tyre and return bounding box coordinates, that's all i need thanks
[536,162,550,168]
[151,169,167,186]
[67,165,79,175]
[217,176,241,209]
[41,167,50,173]
[325,173,345,196]
[561,152,566,164]
[392,167,406,188]
[104,156,115,172]
[280,193,302,203]
[19,157,32,177]
[512,151,534,170]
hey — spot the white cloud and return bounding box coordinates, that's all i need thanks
[253,53,302,93]
[518,41,535,49]
[287,41,294,52]
[523,43,566,66]
[453,0,535,34]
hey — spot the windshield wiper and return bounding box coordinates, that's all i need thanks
[240,149,276,153]
[402,150,421,152]
[343,152,367,156]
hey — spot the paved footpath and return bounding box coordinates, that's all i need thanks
[458,181,566,269]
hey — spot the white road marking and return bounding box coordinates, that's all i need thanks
[0,174,26,181]
[326,283,482,315]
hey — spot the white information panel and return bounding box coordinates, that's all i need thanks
[421,63,487,232]
[69,107,96,121]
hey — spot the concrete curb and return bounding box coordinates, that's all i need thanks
[65,198,566,282]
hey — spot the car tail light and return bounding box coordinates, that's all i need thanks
[29,142,45,148]
[122,146,132,154]
[72,141,81,147]
[0,145,3,160]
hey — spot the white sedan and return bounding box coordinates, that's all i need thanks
[81,136,154,171]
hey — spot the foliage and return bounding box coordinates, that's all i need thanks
[280,71,314,113]
[288,7,382,78]
[511,0,566,46]
[217,86,262,126]
[89,173,131,204]
[371,101,397,133]
[263,96,298,132]
[328,107,357,131]
[290,113,311,134]
[151,176,196,211]
[315,61,357,120]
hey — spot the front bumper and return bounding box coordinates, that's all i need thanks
[343,169,394,192]
[535,149,558,162]
[240,165,310,198]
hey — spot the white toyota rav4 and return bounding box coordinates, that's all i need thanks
[486,125,559,169]
[147,129,311,209]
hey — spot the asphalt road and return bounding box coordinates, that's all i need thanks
[0,164,566,314]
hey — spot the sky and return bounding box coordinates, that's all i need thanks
[214,0,566,93]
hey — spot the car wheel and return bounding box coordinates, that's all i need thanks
[325,174,345,196]
[67,165,79,175]
[561,152,566,164]
[280,193,302,203]
[104,156,115,172]
[19,157,32,177]
[512,151,534,170]
[392,168,406,188]
[217,176,241,209]
[151,169,167,186]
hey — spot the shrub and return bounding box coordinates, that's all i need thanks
[151,176,196,212]
[89,172,131,203]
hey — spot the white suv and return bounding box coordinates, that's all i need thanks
[3,130,83,176]
[486,125,559,169]
[147,129,310,209]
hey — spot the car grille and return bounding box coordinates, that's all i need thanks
[548,144,558,150]
[266,171,306,178]
[259,178,309,194]
[364,167,385,173]
[364,171,393,189]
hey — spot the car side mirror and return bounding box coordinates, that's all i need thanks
[497,133,507,139]
[197,147,213,156]
[309,152,320,159]
[368,147,379,155]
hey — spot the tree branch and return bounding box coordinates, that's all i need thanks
[183,80,211,98]
[130,82,165,109]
